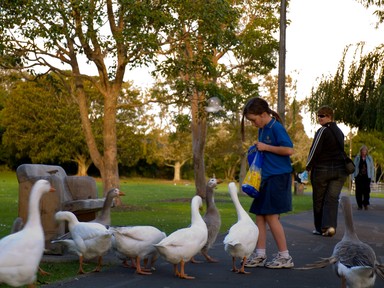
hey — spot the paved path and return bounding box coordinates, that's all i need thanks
[42,195,384,288]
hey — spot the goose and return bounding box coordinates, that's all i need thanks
[200,176,222,262]
[110,226,166,275]
[10,217,24,234]
[52,211,112,274]
[54,188,124,243]
[111,236,157,271]
[94,188,125,226]
[297,196,384,287]
[154,195,208,279]
[9,217,50,277]
[0,180,55,287]
[223,182,259,274]
[51,187,123,258]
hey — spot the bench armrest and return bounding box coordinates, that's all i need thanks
[63,198,105,213]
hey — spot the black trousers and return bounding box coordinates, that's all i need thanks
[355,175,371,208]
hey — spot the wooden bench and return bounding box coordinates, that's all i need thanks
[16,164,105,254]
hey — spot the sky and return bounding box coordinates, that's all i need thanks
[286,0,384,136]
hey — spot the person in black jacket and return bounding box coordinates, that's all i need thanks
[306,106,347,237]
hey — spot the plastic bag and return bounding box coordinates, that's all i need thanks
[242,146,263,198]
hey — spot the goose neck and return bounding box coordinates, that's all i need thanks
[25,191,43,227]
[342,199,359,241]
[191,201,203,225]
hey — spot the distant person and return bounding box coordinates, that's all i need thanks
[353,145,375,210]
[241,97,294,269]
[306,106,347,237]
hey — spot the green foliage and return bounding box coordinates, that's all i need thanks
[0,0,283,192]
[0,74,89,167]
[0,72,146,172]
[308,43,384,132]
[205,122,243,180]
[153,0,280,105]
[352,130,384,181]
[357,0,384,25]
[0,0,176,190]
[307,42,384,180]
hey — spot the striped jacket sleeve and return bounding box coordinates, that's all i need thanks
[306,126,327,171]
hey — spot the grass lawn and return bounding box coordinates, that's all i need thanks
[0,171,316,239]
[2,169,378,287]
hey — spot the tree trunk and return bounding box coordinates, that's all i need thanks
[173,161,181,181]
[239,154,247,186]
[191,91,207,198]
[75,79,120,200]
[75,154,91,176]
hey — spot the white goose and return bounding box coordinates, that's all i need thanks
[298,196,384,287]
[154,195,208,279]
[9,216,50,277]
[223,182,259,274]
[54,188,124,242]
[0,180,55,287]
[53,211,112,274]
[110,226,166,275]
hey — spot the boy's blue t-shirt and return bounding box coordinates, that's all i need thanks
[248,118,293,178]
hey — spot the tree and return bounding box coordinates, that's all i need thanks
[308,43,384,131]
[0,0,167,194]
[205,122,243,180]
[151,0,280,197]
[147,128,192,182]
[305,45,384,182]
[0,73,93,174]
[143,112,192,182]
[351,130,384,182]
[357,1,384,24]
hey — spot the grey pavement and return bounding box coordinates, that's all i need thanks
[42,194,384,288]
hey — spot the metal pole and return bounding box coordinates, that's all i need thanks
[278,0,286,124]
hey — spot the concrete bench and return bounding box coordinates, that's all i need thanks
[16,164,105,254]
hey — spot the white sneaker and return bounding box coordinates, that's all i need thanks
[265,255,294,269]
[244,252,267,267]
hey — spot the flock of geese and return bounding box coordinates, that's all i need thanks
[0,178,384,287]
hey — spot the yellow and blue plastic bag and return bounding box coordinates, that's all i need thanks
[242,145,263,198]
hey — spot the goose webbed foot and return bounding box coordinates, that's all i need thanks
[236,257,251,274]
[202,252,219,263]
[135,256,152,275]
[38,267,50,276]
[230,257,238,272]
[179,260,195,279]
[190,256,203,264]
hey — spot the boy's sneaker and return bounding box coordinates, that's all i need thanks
[244,252,267,267]
[265,255,294,269]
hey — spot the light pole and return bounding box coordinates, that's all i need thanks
[278,0,286,124]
